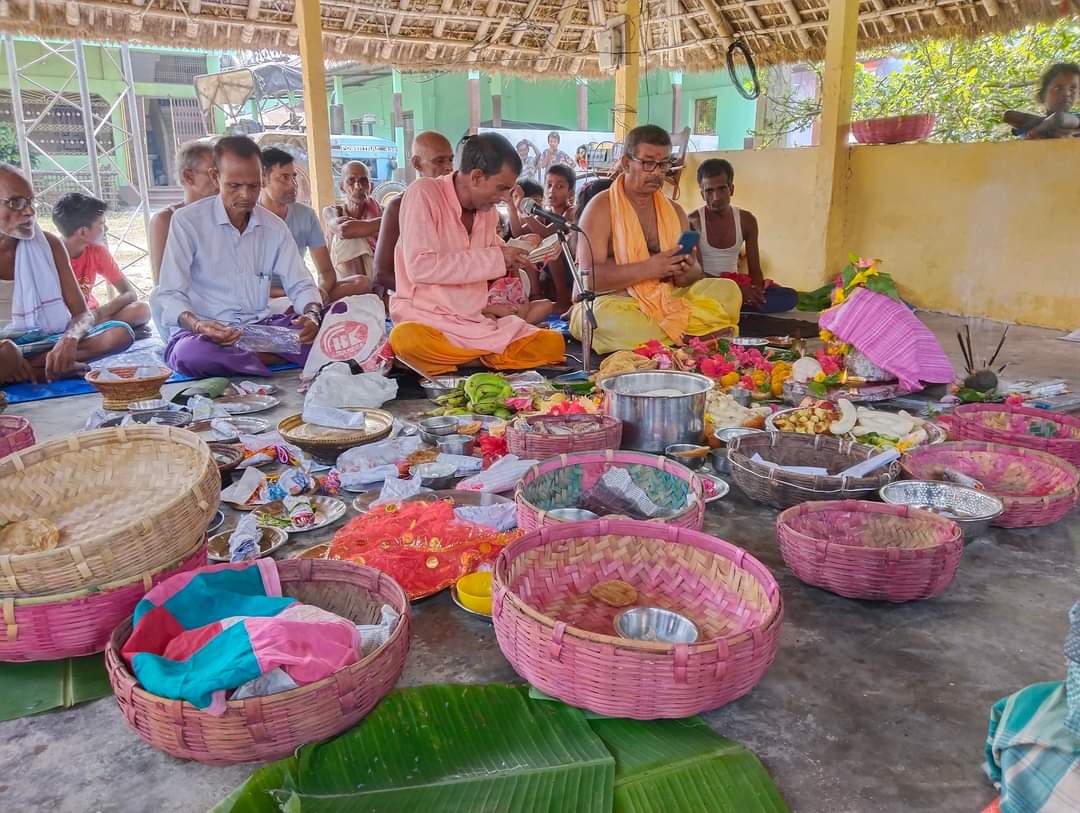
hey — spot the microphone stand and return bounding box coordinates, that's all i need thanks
[554,227,596,373]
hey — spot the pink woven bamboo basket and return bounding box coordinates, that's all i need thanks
[901,442,1079,528]
[0,542,206,663]
[950,404,1080,465]
[105,559,410,765]
[492,518,783,719]
[851,113,935,144]
[0,415,34,458]
[506,414,622,458]
[776,501,963,602]
[514,449,705,531]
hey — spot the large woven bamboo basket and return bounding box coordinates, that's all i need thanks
[776,501,963,602]
[901,441,1079,528]
[1,541,207,662]
[105,559,410,765]
[949,404,1080,466]
[0,426,220,596]
[493,519,783,719]
[728,431,899,510]
[506,414,623,458]
[515,450,704,531]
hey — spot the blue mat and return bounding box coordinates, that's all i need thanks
[2,362,299,405]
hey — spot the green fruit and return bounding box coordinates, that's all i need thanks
[494,407,512,419]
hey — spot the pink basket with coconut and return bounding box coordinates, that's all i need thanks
[949,404,1080,466]
[776,501,963,602]
[492,518,783,719]
[0,415,34,459]
[901,441,1079,528]
[514,449,704,531]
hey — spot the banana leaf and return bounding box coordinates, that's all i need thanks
[0,654,111,722]
[214,683,614,813]
[215,684,788,813]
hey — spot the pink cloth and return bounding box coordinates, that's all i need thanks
[819,287,954,391]
[390,173,539,355]
[487,276,528,308]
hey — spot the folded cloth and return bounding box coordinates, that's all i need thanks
[228,513,261,563]
[819,287,954,391]
[122,560,360,714]
[10,224,71,334]
[609,175,689,343]
[984,680,1080,812]
[302,404,369,430]
[577,467,667,520]
[454,502,518,531]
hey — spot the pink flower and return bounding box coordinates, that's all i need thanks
[504,396,534,412]
[700,356,735,378]
[740,374,755,390]
[815,349,842,376]
[687,336,709,355]
[635,339,667,359]
[856,256,876,269]
[1005,393,1025,406]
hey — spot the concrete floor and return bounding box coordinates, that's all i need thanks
[2,311,1079,812]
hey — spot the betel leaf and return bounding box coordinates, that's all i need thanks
[589,717,790,813]
[214,683,614,813]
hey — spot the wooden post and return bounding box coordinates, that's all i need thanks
[671,70,683,131]
[613,0,641,141]
[491,74,503,127]
[295,1,335,215]
[812,0,860,280]
[468,69,481,135]
[576,78,589,130]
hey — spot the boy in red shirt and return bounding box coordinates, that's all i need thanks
[53,193,150,330]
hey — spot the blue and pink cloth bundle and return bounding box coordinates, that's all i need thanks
[121,560,359,715]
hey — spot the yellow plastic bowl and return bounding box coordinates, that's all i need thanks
[456,571,493,615]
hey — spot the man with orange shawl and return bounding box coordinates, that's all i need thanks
[571,125,741,353]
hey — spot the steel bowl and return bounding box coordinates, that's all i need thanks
[100,410,192,429]
[709,428,763,475]
[410,461,458,490]
[879,480,1004,540]
[614,606,699,644]
[420,376,467,401]
[436,434,476,456]
[419,416,459,437]
[128,398,171,412]
[600,371,714,452]
[664,443,710,471]
[546,508,599,522]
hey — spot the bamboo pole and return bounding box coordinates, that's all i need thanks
[295,0,335,215]
[613,0,641,141]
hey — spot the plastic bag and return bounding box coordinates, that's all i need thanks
[457,455,538,493]
[234,323,302,355]
[301,295,388,382]
[228,513,261,563]
[304,362,397,411]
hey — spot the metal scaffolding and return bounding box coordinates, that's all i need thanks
[2,35,152,281]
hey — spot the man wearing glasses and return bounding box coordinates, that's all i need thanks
[572,125,741,353]
[688,159,797,314]
[0,164,134,384]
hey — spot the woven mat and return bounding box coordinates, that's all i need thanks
[0,655,111,722]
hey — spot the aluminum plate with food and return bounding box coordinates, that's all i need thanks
[255,496,348,534]
[766,398,945,449]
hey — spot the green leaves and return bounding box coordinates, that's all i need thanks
[214,684,789,813]
[0,655,111,722]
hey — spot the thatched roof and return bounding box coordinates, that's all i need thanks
[0,0,1064,77]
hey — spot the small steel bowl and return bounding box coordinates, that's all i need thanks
[879,480,1004,540]
[100,410,192,429]
[664,443,710,471]
[128,398,170,412]
[436,434,476,456]
[410,461,458,490]
[546,508,599,522]
[614,606,699,644]
[419,416,459,437]
[420,376,467,401]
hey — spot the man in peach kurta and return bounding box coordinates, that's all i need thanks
[389,133,565,375]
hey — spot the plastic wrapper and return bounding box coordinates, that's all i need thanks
[189,394,230,421]
[336,437,422,489]
[375,475,425,506]
[221,467,270,506]
[356,604,401,658]
[234,323,302,355]
[749,453,829,477]
[304,362,397,409]
[315,470,341,496]
[457,455,539,493]
[228,513,262,563]
[454,502,518,531]
[435,452,483,476]
[301,404,369,430]
[283,495,315,528]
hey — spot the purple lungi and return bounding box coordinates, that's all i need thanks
[163,313,311,378]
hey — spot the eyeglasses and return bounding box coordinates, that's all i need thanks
[0,195,34,212]
[627,155,674,173]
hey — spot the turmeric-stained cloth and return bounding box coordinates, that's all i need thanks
[329,500,520,600]
[389,173,564,375]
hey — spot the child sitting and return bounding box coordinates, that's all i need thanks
[1003,62,1080,139]
[483,269,554,326]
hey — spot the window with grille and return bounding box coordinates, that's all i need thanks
[0,91,115,155]
[154,54,208,84]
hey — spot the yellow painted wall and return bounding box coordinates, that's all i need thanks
[681,138,1080,329]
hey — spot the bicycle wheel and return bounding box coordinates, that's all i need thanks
[726,40,760,101]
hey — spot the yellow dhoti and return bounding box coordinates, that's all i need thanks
[570,277,742,354]
[390,323,566,376]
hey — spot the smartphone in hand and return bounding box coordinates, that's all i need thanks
[675,230,700,256]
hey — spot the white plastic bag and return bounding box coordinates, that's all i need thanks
[301,295,388,381]
[304,362,397,410]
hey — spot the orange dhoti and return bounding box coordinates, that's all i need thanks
[390,322,565,376]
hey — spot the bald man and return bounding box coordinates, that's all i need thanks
[322,161,383,282]
[372,131,454,295]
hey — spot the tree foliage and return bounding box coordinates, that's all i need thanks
[0,123,21,166]
[754,18,1080,145]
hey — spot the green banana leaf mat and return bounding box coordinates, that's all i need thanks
[0,654,112,722]
[214,683,788,813]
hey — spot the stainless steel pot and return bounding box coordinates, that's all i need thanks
[600,371,714,452]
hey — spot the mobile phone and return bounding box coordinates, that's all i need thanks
[675,230,700,256]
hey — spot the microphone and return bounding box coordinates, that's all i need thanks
[521,199,582,233]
